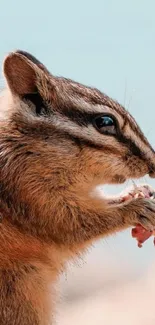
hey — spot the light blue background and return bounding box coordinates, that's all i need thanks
[0,0,155,270]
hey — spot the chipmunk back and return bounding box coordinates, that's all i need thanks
[0,50,155,324]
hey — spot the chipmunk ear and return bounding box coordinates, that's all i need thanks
[3,52,38,96]
[3,51,49,97]
[15,50,50,74]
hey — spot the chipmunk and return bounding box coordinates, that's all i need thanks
[0,50,155,325]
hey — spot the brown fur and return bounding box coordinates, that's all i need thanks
[0,50,155,324]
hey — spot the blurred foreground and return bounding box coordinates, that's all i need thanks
[57,230,155,325]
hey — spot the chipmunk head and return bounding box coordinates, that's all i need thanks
[1,50,155,199]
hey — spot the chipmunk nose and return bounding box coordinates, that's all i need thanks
[149,164,155,178]
[146,149,155,178]
[149,170,155,178]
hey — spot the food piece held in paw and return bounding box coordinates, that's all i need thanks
[131,224,153,248]
[121,184,155,202]
[121,184,155,247]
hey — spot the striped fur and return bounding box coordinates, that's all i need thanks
[0,50,155,325]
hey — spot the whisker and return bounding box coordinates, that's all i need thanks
[143,176,149,184]
[145,128,154,141]
[131,179,137,188]
[127,88,136,110]
[123,79,128,107]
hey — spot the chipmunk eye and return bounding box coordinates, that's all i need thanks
[93,115,116,135]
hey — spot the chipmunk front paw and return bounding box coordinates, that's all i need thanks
[124,198,155,231]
